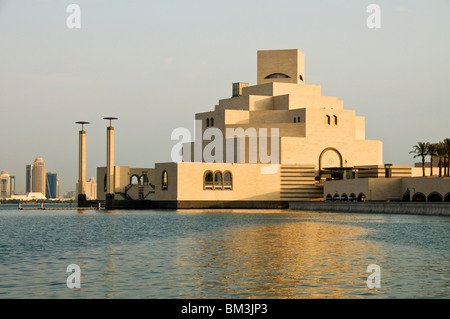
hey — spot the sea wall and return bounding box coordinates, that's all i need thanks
[289,202,450,216]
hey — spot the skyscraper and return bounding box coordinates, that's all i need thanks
[46,172,58,199]
[0,171,11,198]
[10,176,15,196]
[31,157,46,197]
[76,176,97,200]
[26,164,33,193]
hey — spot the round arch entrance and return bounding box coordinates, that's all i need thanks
[319,147,343,179]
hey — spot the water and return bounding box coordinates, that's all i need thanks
[0,206,449,299]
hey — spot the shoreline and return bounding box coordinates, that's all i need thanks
[3,201,450,217]
[289,201,450,216]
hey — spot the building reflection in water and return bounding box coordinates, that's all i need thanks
[175,213,386,298]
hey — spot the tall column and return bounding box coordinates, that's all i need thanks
[79,130,86,194]
[104,117,118,203]
[76,121,89,206]
[106,126,114,194]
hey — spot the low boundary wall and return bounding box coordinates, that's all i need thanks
[289,202,450,216]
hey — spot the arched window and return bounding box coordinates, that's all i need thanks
[161,170,168,190]
[214,171,222,189]
[210,118,214,127]
[204,171,213,190]
[357,193,366,202]
[427,192,443,202]
[293,117,296,123]
[130,175,140,185]
[264,73,291,79]
[333,115,338,125]
[224,171,232,190]
[297,116,301,123]
[412,193,426,202]
[444,193,450,202]
[206,118,210,127]
[326,115,331,125]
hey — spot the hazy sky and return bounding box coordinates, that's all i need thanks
[1,0,449,194]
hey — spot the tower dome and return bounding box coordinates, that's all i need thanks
[34,157,45,165]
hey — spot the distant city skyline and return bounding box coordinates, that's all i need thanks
[1,156,63,199]
[0,0,449,194]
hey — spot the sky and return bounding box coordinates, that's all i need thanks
[0,0,449,194]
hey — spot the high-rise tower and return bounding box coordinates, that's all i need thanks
[26,164,33,193]
[0,171,11,198]
[46,172,58,199]
[31,157,46,197]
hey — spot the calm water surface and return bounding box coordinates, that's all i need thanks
[0,206,449,298]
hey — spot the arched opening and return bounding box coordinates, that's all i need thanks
[204,171,213,190]
[402,190,411,202]
[297,116,301,123]
[264,73,291,79]
[206,118,210,127]
[427,192,443,202]
[130,174,140,185]
[325,115,331,125]
[357,193,366,202]
[214,171,223,189]
[444,193,450,202]
[318,147,343,179]
[223,171,232,190]
[341,193,348,201]
[333,193,340,201]
[412,192,426,202]
[325,194,333,201]
[104,174,107,192]
[161,170,168,190]
[333,115,338,125]
[349,193,356,202]
[293,117,296,123]
[210,118,214,127]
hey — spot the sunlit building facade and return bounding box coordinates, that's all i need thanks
[30,157,46,198]
[76,176,97,200]
[1,171,13,198]
[97,49,396,208]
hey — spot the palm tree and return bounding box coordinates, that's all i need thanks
[444,138,450,177]
[410,142,429,177]
[445,154,449,177]
[426,143,437,176]
[435,142,448,177]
